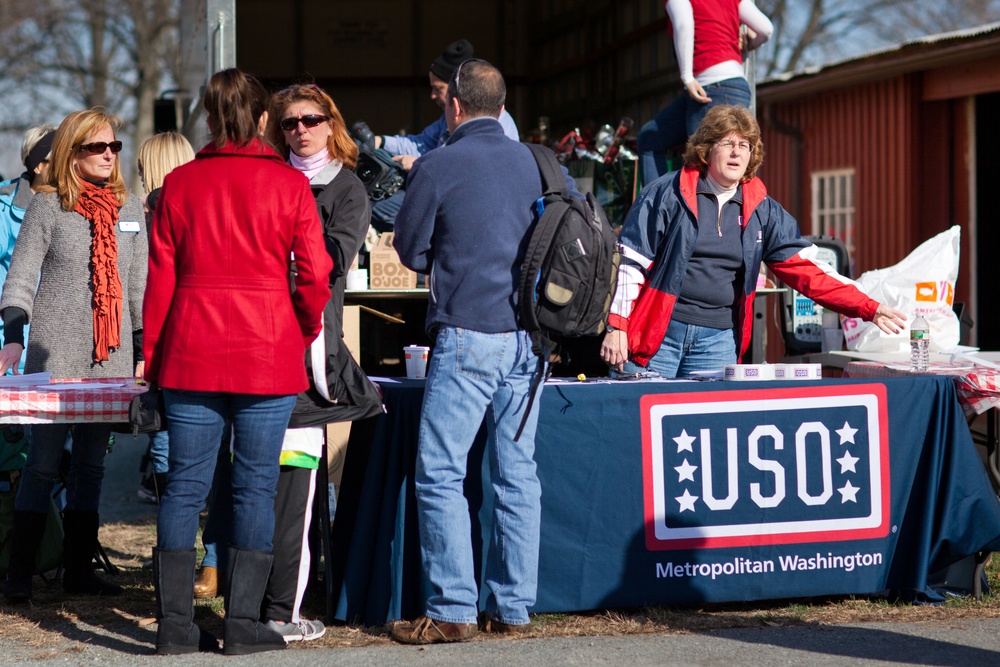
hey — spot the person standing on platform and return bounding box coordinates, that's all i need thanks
[602,105,906,379]
[389,59,552,644]
[637,0,773,186]
[0,110,147,602]
[0,124,57,373]
[143,68,331,655]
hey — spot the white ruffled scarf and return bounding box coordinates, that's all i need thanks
[289,147,333,181]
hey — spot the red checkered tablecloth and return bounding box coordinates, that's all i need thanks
[843,361,1000,417]
[0,377,148,424]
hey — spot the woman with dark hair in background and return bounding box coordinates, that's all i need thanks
[0,109,147,602]
[143,69,331,655]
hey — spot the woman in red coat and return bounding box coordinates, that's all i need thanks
[143,68,331,656]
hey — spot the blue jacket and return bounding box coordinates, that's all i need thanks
[382,109,519,157]
[394,117,543,334]
[0,174,33,371]
[610,165,879,365]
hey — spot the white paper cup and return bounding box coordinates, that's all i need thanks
[821,328,844,353]
[403,345,430,379]
[347,268,368,290]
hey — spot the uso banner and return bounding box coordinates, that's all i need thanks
[532,376,1000,612]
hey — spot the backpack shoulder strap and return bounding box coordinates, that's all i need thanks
[525,143,567,198]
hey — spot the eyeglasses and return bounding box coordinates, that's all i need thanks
[715,139,752,154]
[79,141,123,154]
[280,114,329,131]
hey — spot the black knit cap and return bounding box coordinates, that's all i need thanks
[429,39,474,82]
[24,130,56,175]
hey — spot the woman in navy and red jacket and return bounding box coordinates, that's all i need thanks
[143,68,331,656]
[602,105,905,378]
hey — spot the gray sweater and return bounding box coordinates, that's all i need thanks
[0,190,147,378]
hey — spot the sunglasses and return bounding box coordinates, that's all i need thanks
[280,114,329,131]
[79,141,123,154]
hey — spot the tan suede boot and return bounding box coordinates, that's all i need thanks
[193,566,218,598]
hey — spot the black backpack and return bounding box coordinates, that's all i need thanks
[513,144,619,440]
[518,143,620,346]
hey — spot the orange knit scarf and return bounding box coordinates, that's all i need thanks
[75,181,122,362]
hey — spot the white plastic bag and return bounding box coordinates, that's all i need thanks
[842,226,960,353]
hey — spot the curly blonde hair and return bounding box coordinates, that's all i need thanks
[682,105,764,182]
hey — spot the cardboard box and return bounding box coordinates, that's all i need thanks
[369,232,417,290]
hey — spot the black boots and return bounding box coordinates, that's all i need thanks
[223,547,286,655]
[2,510,48,602]
[61,510,123,596]
[153,548,219,654]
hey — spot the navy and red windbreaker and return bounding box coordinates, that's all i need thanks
[608,165,879,366]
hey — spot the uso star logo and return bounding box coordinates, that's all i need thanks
[641,384,890,550]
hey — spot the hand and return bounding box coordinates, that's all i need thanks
[0,343,24,375]
[134,361,145,378]
[374,135,382,150]
[872,303,907,335]
[685,80,711,104]
[739,26,759,53]
[392,154,418,171]
[600,329,629,372]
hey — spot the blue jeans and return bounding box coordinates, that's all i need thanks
[200,443,233,571]
[416,327,544,626]
[15,424,111,514]
[623,319,736,379]
[149,431,169,474]
[157,390,296,553]
[637,77,752,186]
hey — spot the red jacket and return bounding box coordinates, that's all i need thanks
[143,140,332,395]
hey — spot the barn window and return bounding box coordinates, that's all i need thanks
[811,169,855,256]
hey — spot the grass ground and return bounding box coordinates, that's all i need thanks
[1,518,999,653]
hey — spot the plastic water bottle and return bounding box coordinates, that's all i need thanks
[910,314,930,371]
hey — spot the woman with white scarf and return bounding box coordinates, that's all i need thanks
[258,83,377,642]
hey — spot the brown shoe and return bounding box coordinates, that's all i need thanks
[193,566,218,598]
[390,616,477,645]
[478,611,530,635]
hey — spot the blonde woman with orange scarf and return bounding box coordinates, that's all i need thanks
[0,109,147,602]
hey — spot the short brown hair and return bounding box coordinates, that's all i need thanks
[265,84,359,169]
[204,68,269,148]
[446,59,505,119]
[682,105,764,182]
[39,109,127,211]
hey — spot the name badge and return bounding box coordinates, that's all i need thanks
[119,220,141,233]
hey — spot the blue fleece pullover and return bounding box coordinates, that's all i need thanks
[394,117,543,334]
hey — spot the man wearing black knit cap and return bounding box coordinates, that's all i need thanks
[0,124,56,372]
[373,38,519,170]
[364,39,520,228]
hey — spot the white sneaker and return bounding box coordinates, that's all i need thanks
[265,618,326,642]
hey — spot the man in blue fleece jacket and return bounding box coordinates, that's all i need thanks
[390,59,552,644]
